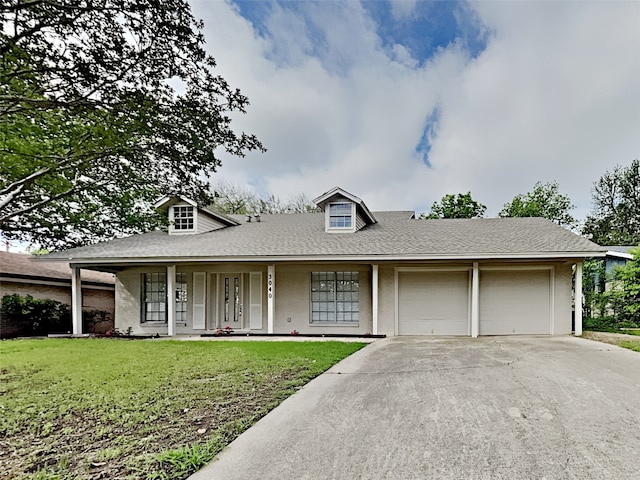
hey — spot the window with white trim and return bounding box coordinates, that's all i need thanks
[173,206,194,230]
[311,272,359,323]
[328,203,353,229]
[143,273,166,322]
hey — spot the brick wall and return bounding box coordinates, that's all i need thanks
[0,281,115,336]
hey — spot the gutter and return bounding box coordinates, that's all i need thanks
[606,250,634,261]
[50,251,607,268]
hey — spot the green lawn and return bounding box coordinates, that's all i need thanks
[0,338,366,479]
[619,329,640,336]
[620,340,640,352]
[582,331,640,353]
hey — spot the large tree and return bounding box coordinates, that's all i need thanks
[582,160,640,245]
[499,181,576,227]
[0,0,264,249]
[421,192,486,219]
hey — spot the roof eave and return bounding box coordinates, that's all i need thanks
[63,251,607,267]
[153,196,197,209]
[199,207,241,226]
[606,250,634,260]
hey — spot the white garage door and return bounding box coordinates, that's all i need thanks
[479,269,551,335]
[398,271,470,335]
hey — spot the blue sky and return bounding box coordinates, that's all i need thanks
[190,0,640,222]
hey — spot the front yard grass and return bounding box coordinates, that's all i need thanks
[0,338,366,479]
[619,340,640,352]
[582,330,640,353]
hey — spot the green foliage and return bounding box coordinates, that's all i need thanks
[499,181,576,227]
[582,246,640,331]
[0,294,111,337]
[582,259,607,319]
[582,316,634,332]
[0,1,264,249]
[82,309,113,334]
[421,192,486,219]
[620,341,640,352]
[609,246,640,325]
[0,294,71,337]
[583,159,640,245]
[0,339,365,479]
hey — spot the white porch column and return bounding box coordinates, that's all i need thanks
[372,264,379,335]
[471,262,479,338]
[167,265,176,337]
[267,264,275,334]
[71,266,82,335]
[574,262,583,336]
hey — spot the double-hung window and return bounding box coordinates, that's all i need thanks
[173,206,194,231]
[328,203,353,229]
[311,272,359,323]
[143,273,166,322]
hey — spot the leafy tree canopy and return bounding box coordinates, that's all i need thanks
[582,159,640,245]
[499,181,576,227]
[0,0,264,250]
[421,192,486,219]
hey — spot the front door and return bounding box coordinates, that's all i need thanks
[221,274,243,329]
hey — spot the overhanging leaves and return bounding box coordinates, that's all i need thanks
[0,0,265,249]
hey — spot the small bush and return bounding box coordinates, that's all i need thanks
[583,316,638,333]
[83,309,113,334]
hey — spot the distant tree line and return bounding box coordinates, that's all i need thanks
[209,181,320,215]
[421,159,640,247]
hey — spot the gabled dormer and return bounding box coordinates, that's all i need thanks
[313,187,377,233]
[154,196,240,235]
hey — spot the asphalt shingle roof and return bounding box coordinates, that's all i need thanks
[1,251,115,284]
[44,212,605,263]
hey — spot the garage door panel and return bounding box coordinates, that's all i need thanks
[399,318,469,336]
[398,271,469,336]
[479,270,551,335]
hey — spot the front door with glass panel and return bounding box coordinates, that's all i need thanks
[221,274,243,328]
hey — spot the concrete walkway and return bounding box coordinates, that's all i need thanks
[189,336,640,480]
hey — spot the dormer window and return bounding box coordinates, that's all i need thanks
[313,187,377,234]
[329,203,353,228]
[172,206,194,231]
[156,195,240,236]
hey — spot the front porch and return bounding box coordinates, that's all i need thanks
[69,261,586,338]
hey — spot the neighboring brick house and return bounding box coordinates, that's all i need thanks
[0,251,115,336]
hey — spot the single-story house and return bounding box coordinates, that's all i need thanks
[0,251,115,336]
[603,246,636,274]
[589,245,637,292]
[42,187,605,337]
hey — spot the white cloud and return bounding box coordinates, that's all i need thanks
[190,0,640,222]
[389,0,418,20]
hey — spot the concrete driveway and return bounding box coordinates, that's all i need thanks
[190,336,640,480]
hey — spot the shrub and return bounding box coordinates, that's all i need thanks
[582,248,640,332]
[0,294,71,337]
[83,309,113,334]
